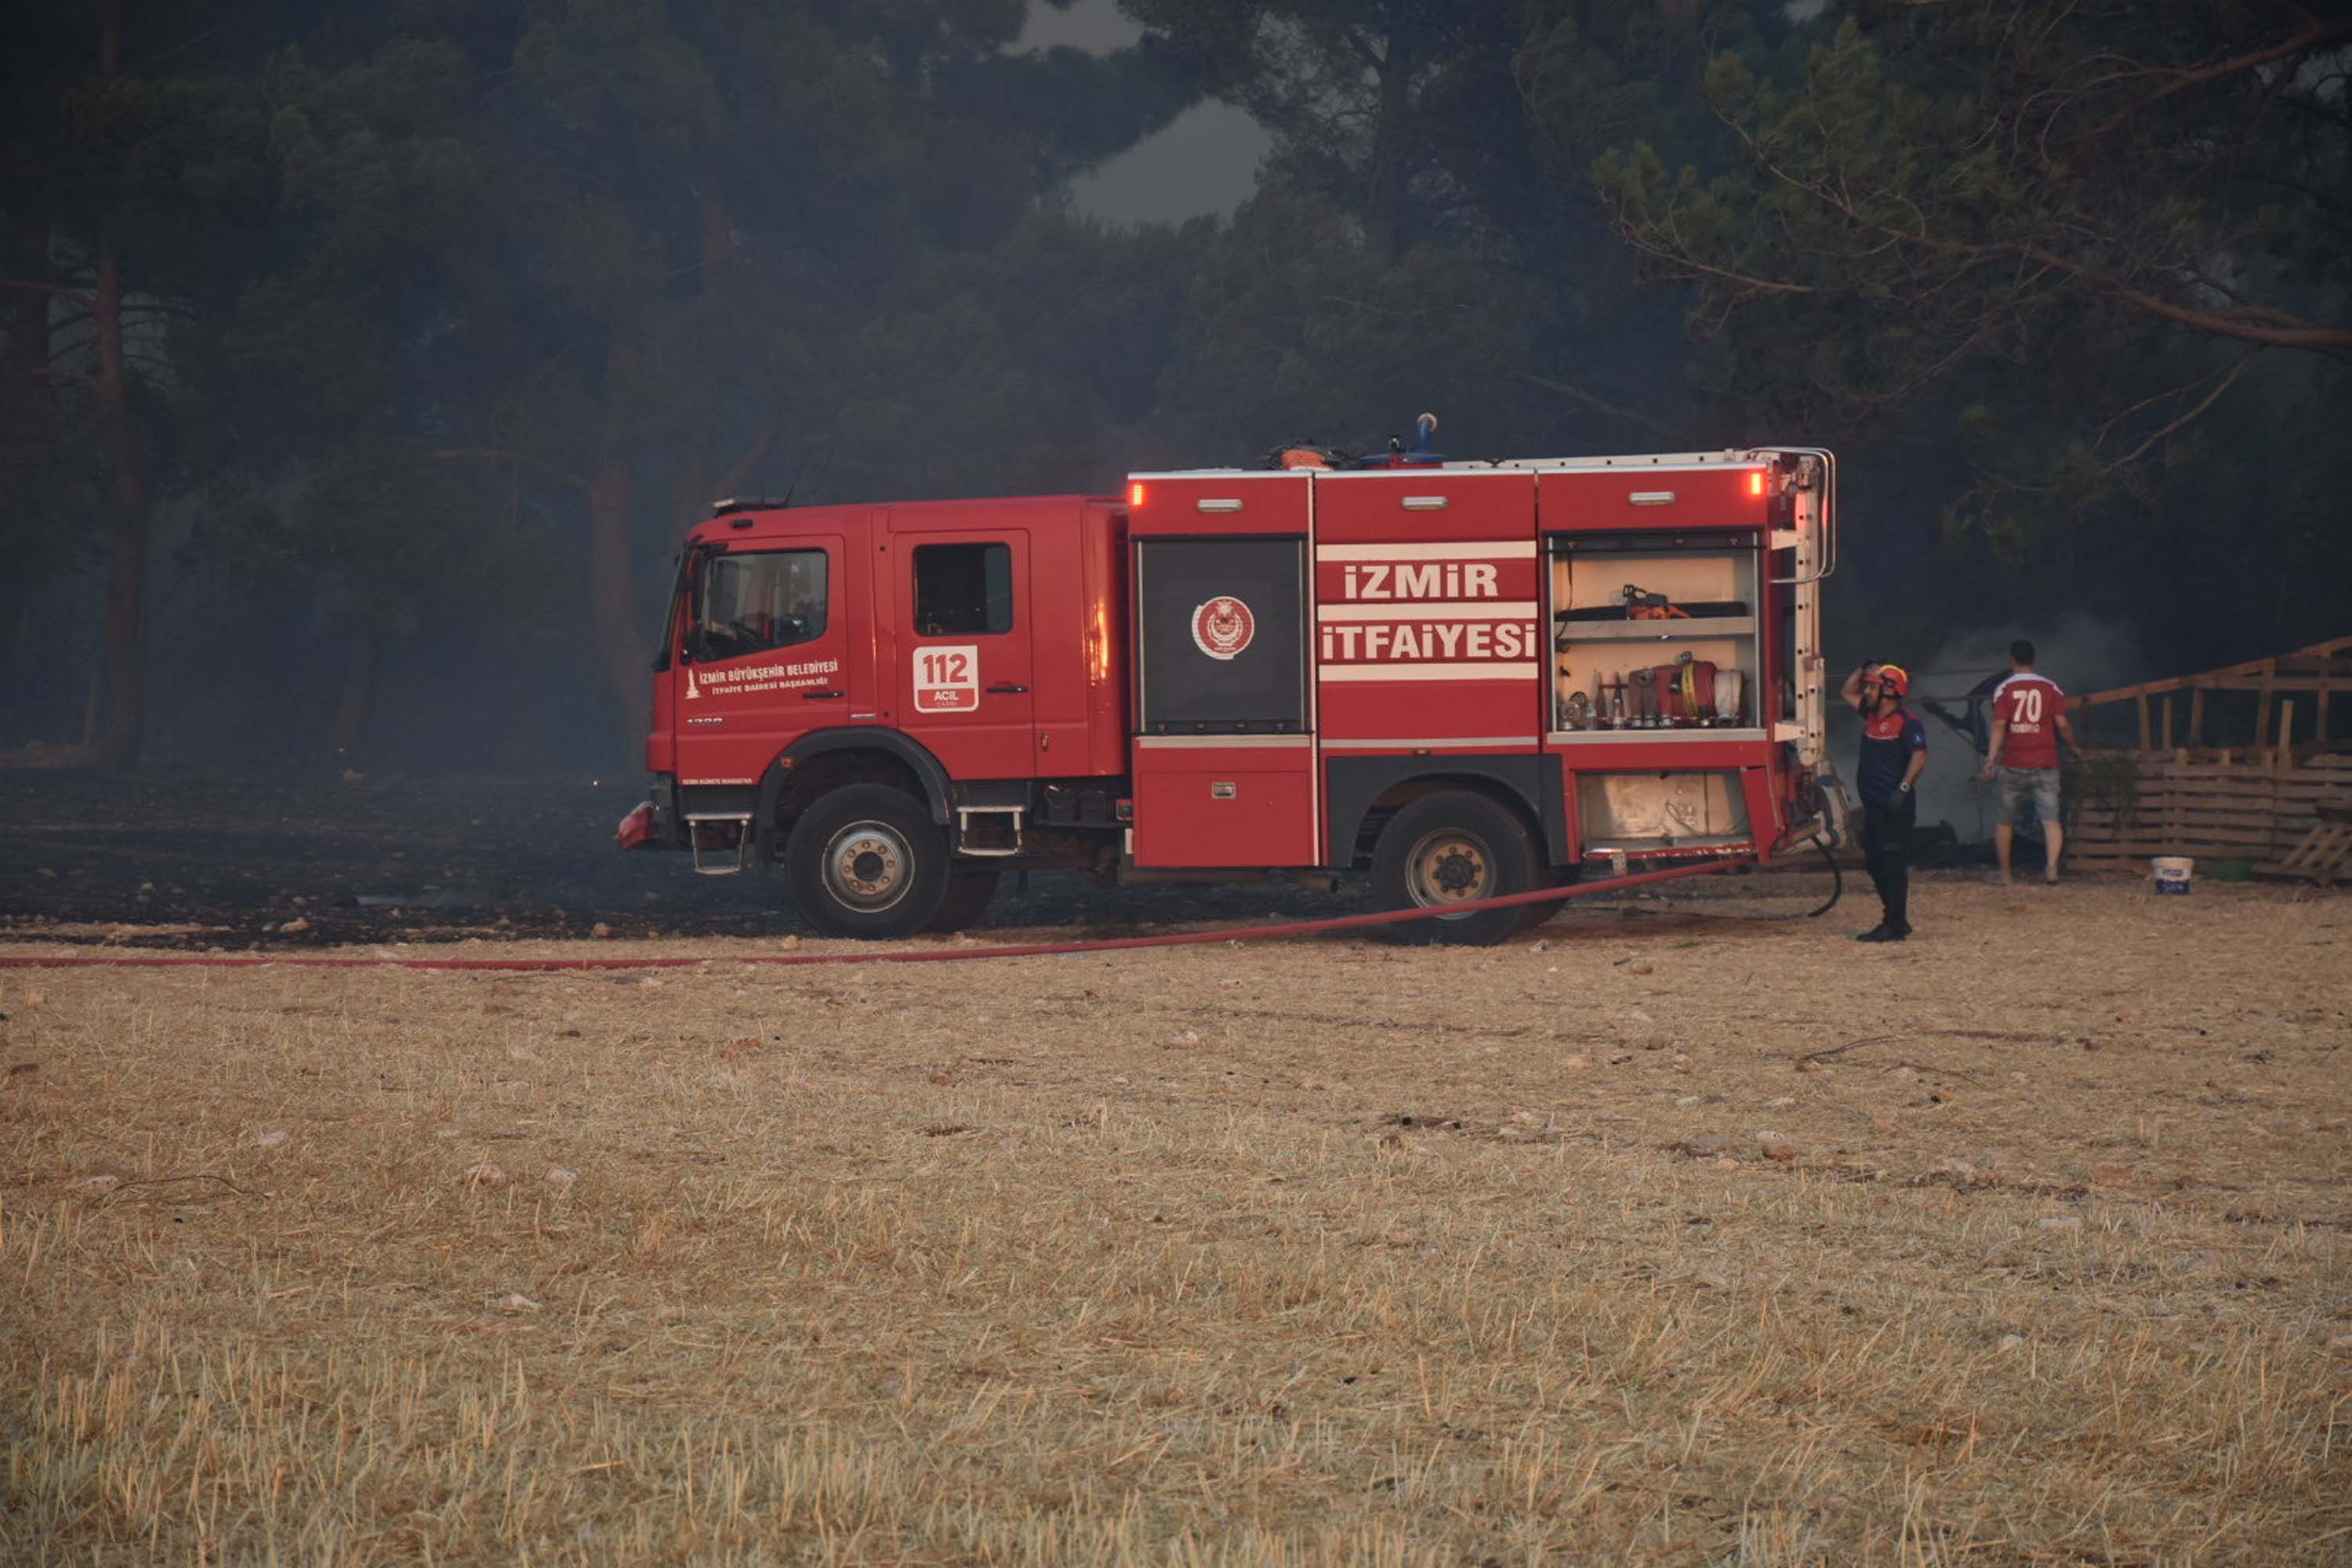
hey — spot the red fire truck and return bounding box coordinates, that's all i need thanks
[618,438,1844,942]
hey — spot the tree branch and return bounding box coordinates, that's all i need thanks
[2093,362,2232,448]
[1600,198,1819,298]
[2082,22,2352,138]
[9,364,98,390]
[1511,370,1670,435]
[2108,351,2259,469]
[127,23,223,78]
[0,279,96,307]
[2013,245,2352,354]
[1702,106,2352,358]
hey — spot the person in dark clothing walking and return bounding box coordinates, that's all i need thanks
[1841,661,1929,942]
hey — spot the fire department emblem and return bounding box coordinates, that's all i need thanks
[1190,596,1254,660]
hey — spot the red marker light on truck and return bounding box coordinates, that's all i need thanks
[1128,482,1147,508]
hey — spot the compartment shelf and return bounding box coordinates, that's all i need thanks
[1546,728,1767,744]
[1554,615,1755,642]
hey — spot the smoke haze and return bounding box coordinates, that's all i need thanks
[1,1,2343,791]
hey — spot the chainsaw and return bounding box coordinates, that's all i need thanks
[1622,584,1690,621]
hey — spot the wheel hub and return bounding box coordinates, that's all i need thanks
[826,823,910,910]
[1408,832,1492,908]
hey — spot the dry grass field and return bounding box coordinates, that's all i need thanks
[4,873,2349,1566]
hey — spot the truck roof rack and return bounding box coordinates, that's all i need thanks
[709,495,789,515]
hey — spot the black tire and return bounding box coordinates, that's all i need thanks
[923,869,1000,933]
[1368,790,1541,947]
[784,786,949,938]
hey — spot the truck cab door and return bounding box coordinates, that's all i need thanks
[673,535,849,789]
[892,528,1036,781]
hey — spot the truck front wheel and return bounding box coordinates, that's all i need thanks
[1370,791,1540,946]
[785,786,949,938]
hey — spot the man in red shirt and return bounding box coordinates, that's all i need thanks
[1980,639,2076,884]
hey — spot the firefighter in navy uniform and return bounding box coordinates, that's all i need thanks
[1840,661,1929,942]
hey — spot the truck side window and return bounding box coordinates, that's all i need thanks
[913,543,1013,637]
[695,548,827,658]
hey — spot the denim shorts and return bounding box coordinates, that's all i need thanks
[1997,766,2061,827]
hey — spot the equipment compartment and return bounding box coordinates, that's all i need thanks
[1577,769,1752,853]
[1130,746,1319,867]
[1133,535,1309,735]
[1547,532,1761,735]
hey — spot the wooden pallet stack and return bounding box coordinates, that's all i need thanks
[2280,804,2352,882]
[2067,749,2352,877]
[2058,635,2352,882]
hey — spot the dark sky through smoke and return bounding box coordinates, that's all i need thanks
[1016,0,1268,225]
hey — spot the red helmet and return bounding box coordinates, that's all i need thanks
[1872,662,1911,697]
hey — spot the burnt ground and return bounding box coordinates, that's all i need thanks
[9,837,2348,1563]
[0,770,1403,949]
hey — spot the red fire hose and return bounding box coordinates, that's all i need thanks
[0,858,1749,972]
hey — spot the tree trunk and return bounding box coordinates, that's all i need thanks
[666,171,731,524]
[0,229,56,714]
[588,172,742,735]
[698,170,734,304]
[588,453,644,724]
[93,2,148,768]
[3,223,49,384]
[330,626,376,764]
[1362,34,1416,260]
[666,447,710,544]
[94,239,148,768]
[586,319,652,729]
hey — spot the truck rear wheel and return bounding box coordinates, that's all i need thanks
[785,786,949,938]
[1515,866,1576,932]
[924,869,1000,933]
[1370,790,1540,947]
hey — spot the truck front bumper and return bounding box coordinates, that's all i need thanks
[615,775,681,851]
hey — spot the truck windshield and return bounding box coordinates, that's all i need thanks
[693,548,828,659]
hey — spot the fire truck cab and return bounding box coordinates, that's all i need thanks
[625,443,1842,942]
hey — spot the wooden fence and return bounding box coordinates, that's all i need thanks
[2067,635,2350,753]
[2065,748,2352,874]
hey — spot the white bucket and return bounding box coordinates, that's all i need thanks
[2151,855,2194,895]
